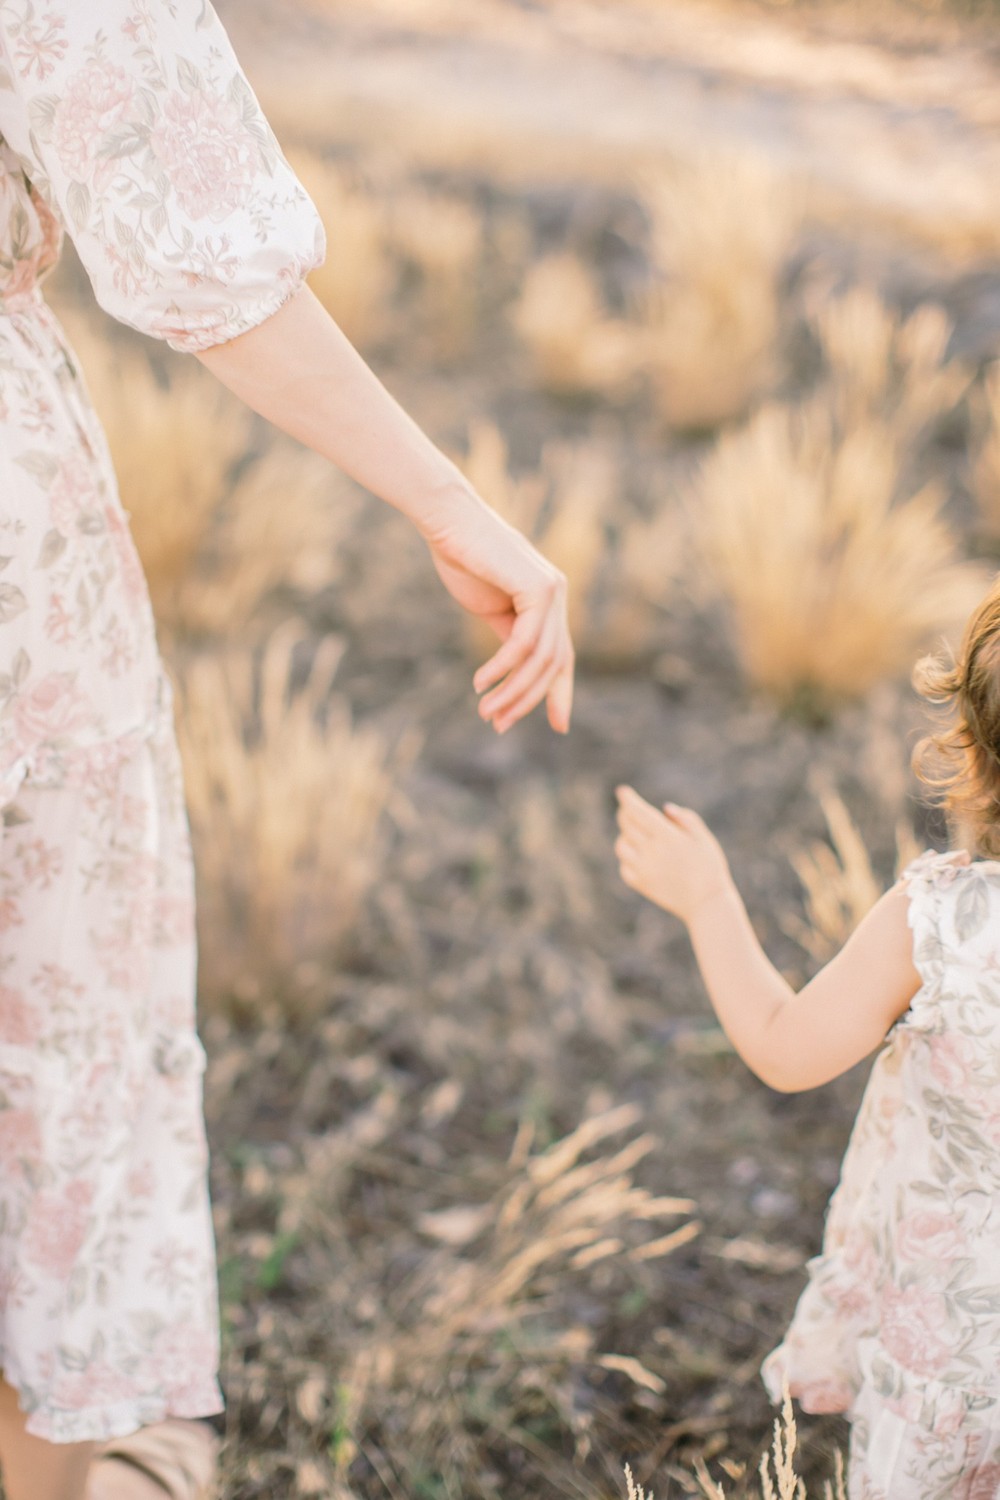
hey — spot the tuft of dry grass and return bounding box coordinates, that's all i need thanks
[623,1386,848,1500]
[758,1384,806,1500]
[460,420,610,654]
[784,780,922,961]
[635,154,799,431]
[810,286,969,451]
[787,783,883,963]
[78,337,250,627]
[682,1385,847,1500]
[971,364,1000,535]
[178,444,359,640]
[392,189,485,362]
[177,627,400,1013]
[513,253,639,401]
[76,333,353,642]
[692,396,981,713]
[289,150,395,349]
[330,1103,700,1493]
[625,1464,652,1500]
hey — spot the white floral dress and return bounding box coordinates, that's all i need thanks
[764,851,1000,1500]
[0,0,323,1444]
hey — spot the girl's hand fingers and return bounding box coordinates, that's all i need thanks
[616,785,660,820]
[619,790,673,841]
[664,802,702,827]
[616,806,652,847]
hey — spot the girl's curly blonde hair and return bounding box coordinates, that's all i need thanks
[914,575,1000,855]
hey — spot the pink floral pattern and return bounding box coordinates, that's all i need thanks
[0,0,324,1447]
[764,850,1000,1498]
[0,1,324,352]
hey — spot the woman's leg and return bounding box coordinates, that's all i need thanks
[0,1379,95,1500]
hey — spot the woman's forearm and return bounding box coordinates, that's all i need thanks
[195,281,576,735]
[196,285,477,537]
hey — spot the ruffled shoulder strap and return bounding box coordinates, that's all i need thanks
[897,849,972,1026]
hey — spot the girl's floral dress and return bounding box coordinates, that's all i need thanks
[0,0,323,1444]
[764,851,1000,1500]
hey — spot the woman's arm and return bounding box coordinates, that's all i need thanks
[197,286,573,736]
[615,788,922,1091]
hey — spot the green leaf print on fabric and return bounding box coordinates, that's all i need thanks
[955,876,990,942]
[35,527,65,568]
[0,579,27,620]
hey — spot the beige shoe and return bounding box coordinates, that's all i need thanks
[87,1419,220,1500]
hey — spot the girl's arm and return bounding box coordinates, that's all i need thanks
[196,286,573,737]
[615,787,922,1092]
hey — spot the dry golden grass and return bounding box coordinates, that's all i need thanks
[77,334,352,641]
[289,149,395,349]
[392,189,485,362]
[687,1385,847,1500]
[181,443,359,637]
[636,154,799,431]
[810,286,969,450]
[971,364,1000,534]
[787,784,884,963]
[78,337,250,627]
[177,627,399,1012]
[785,781,922,961]
[513,253,639,400]
[462,417,547,548]
[692,396,981,712]
[330,1102,700,1491]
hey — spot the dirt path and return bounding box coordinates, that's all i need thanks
[228,0,1000,261]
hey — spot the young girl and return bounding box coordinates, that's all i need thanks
[615,581,1000,1500]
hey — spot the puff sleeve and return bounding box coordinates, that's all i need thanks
[897,848,970,1032]
[0,0,325,351]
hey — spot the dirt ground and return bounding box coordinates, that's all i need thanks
[83,2,999,1495]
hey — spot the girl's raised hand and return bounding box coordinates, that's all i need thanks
[615,787,733,925]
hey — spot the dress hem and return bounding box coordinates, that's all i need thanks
[15,1378,225,1445]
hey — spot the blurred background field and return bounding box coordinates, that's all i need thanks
[45,0,1000,1495]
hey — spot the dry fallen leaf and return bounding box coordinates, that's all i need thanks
[416,1204,493,1247]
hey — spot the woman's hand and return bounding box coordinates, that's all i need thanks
[196,288,576,736]
[615,787,733,924]
[423,492,574,735]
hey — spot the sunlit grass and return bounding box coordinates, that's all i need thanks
[460,420,610,658]
[784,782,921,961]
[289,149,396,350]
[692,395,980,713]
[178,628,399,1013]
[635,154,799,431]
[513,252,638,401]
[971,364,1000,537]
[334,1103,699,1494]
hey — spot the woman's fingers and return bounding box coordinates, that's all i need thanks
[546,654,574,734]
[484,611,564,732]
[474,622,530,697]
[476,577,574,733]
